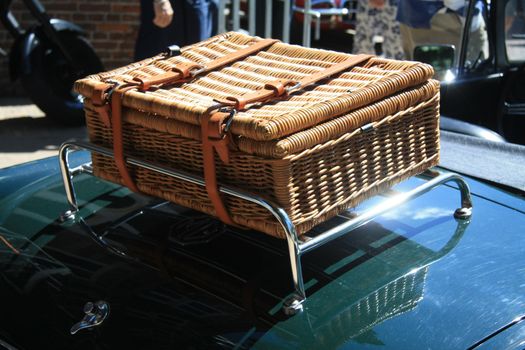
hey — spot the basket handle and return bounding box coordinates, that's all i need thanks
[216,54,373,110]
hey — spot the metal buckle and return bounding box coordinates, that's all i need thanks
[164,45,181,57]
[104,80,120,102]
[285,82,302,94]
[219,108,237,134]
[190,66,206,77]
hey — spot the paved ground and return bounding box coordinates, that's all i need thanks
[0,97,87,169]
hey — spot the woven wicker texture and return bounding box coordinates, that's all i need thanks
[77,32,440,238]
[76,32,435,143]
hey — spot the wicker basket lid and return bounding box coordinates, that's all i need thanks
[75,32,434,142]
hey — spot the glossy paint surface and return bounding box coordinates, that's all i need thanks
[0,156,524,349]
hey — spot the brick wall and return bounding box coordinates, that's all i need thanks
[0,0,140,96]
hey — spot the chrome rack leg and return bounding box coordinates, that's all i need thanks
[281,173,473,315]
[59,141,307,314]
[59,141,473,317]
[59,142,83,221]
[298,173,473,255]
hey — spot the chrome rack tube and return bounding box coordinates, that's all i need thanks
[265,0,273,38]
[282,0,290,43]
[59,140,473,316]
[59,141,304,307]
[300,173,473,254]
[59,142,83,216]
[248,0,256,35]
[232,0,240,32]
[217,0,226,33]
[302,0,311,47]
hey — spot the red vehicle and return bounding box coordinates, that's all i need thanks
[293,0,357,31]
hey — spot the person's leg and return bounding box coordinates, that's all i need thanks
[183,0,215,46]
[399,23,415,59]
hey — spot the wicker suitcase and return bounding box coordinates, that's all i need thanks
[75,32,440,239]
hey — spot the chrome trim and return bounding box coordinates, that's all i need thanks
[232,0,240,32]
[59,140,473,315]
[70,300,110,335]
[285,82,302,94]
[300,173,473,254]
[217,0,226,33]
[302,0,312,47]
[294,6,350,42]
[293,6,349,16]
[248,0,256,35]
[282,0,291,43]
[265,0,272,38]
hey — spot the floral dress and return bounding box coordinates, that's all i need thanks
[352,0,404,60]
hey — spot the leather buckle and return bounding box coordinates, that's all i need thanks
[172,62,204,79]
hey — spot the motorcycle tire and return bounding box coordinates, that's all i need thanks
[20,31,104,126]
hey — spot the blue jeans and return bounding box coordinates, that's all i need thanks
[135,0,217,61]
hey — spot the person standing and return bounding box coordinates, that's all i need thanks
[353,0,404,60]
[396,0,486,61]
[134,0,217,61]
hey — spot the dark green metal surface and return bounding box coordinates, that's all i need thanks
[0,155,524,349]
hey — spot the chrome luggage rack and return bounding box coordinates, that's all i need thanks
[59,140,473,315]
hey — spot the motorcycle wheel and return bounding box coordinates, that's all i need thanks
[20,31,104,126]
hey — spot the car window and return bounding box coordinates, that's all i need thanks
[463,1,490,71]
[410,1,491,80]
[505,0,525,62]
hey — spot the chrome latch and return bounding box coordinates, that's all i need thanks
[70,301,110,335]
[164,45,181,57]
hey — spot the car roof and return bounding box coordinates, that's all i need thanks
[440,130,525,192]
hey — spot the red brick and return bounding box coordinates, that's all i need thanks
[107,14,121,22]
[78,4,110,12]
[72,13,87,21]
[0,0,137,96]
[46,3,77,12]
[109,32,126,40]
[96,23,132,33]
[111,4,140,13]
[88,14,105,21]
[122,14,139,22]
[96,41,120,50]
[93,32,108,40]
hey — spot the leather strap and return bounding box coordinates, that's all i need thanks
[90,38,281,198]
[201,111,235,225]
[199,54,373,225]
[130,38,279,91]
[91,82,113,128]
[91,38,279,122]
[217,54,373,110]
[131,61,203,91]
[111,84,140,192]
[203,38,279,71]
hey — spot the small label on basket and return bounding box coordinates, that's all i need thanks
[360,123,375,133]
[165,45,181,57]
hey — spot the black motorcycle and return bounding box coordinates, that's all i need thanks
[0,0,104,126]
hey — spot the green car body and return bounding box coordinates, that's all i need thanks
[0,141,523,349]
